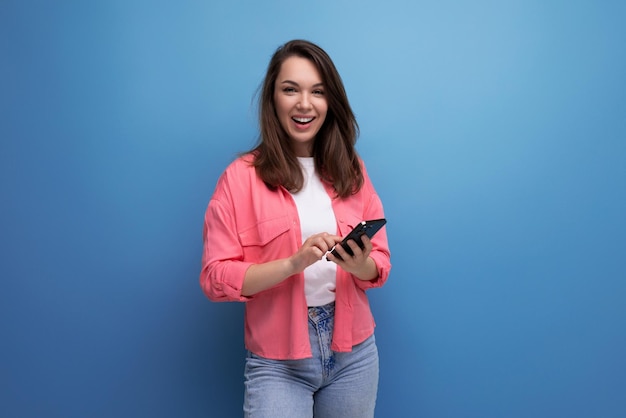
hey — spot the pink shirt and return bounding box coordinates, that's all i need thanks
[200,154,391,360]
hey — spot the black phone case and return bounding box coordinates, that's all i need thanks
[328,218,387,261]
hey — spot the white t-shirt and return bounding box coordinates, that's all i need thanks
[290,157,337,307]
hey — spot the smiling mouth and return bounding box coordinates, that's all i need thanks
[292,117,315,125]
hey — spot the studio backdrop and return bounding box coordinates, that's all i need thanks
[2,0,625,417]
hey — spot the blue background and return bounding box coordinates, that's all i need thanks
[2,0,625,417]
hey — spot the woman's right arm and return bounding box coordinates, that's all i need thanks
[201,193,341,300]
[241,232,341,296]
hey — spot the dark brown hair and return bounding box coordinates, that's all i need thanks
[249,39,363,198]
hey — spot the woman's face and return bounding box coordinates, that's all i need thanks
[273,56,328,157]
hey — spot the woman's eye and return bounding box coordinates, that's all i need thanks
[313,90,324,96]
[283,87,296,93]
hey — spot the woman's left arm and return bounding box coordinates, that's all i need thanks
[328,162,391,287]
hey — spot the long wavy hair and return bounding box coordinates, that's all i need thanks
[249,39,363,198]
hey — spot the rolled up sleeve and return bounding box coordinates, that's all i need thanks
[352,175,391,290]
[200,192,253,302]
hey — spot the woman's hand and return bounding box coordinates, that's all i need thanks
[326,235,379,281]
[288,232,342,273]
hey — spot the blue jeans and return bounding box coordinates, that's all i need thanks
[243,302,379,418]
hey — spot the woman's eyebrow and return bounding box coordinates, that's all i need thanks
[280,80,324,88]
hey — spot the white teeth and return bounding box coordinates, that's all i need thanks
[293,117,314,123]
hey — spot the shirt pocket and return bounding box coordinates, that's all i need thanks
[238,216,293,261]
[337,214,364,237]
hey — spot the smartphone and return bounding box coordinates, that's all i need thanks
[327,218,387,261]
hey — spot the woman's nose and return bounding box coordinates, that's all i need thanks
[297,93,312,109]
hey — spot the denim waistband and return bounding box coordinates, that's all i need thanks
[307,301,335,323]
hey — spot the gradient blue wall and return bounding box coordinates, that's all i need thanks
[2,1,625,417]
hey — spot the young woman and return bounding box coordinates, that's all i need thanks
[200,39,391,418]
